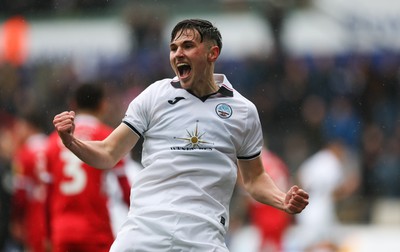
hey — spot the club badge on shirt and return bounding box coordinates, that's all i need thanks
[215,103,232,119]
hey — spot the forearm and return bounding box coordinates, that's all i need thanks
[63,123,138,170]
[54,113,137,170]
[66,137,119,169]
[244,172,287,211]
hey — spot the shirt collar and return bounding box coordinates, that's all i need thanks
[170,74,234,97]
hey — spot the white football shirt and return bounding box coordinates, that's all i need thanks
[121,73,263,242]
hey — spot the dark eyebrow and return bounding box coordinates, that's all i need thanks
[182,40,195,46]
[170,39,196,48]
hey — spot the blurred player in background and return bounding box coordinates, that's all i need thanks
[46,83,131,252]
[10,109,49,252]
[53,19,309,251]
[295,139,360,251]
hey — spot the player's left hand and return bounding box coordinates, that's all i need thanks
[284,185,309,214]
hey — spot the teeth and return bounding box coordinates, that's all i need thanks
[177,63,189,67]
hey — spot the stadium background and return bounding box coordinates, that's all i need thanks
[1,0,399,251]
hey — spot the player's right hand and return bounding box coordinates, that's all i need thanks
[53,111,76,147]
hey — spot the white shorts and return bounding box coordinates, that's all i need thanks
[110,210,229,252]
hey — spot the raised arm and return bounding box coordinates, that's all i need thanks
[53,111,140,169]
[238,156,309,214]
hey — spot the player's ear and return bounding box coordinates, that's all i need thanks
[208,45,220,62]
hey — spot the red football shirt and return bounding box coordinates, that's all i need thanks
[12,133,49,252]
[46,114,130,249]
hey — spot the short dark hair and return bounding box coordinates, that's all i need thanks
[74,83,104,111]
[171,19,222,53]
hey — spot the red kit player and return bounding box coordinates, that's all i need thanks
[46,83,131,252]
[11,110,49,252]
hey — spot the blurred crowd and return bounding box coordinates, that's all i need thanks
[1,1,400,251]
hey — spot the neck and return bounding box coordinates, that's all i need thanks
[192,81,218,98]
[193,70,220,96]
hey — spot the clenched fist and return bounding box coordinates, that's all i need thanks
[53,111,76,147]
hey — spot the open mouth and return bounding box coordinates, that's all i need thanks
[177,63,191,79]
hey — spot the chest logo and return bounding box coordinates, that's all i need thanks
[215,103,232,119]
[172,120,214,150]
[168,97,185,105]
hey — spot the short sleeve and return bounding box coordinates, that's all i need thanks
[122,85,154,137]
[237,102,263,160]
